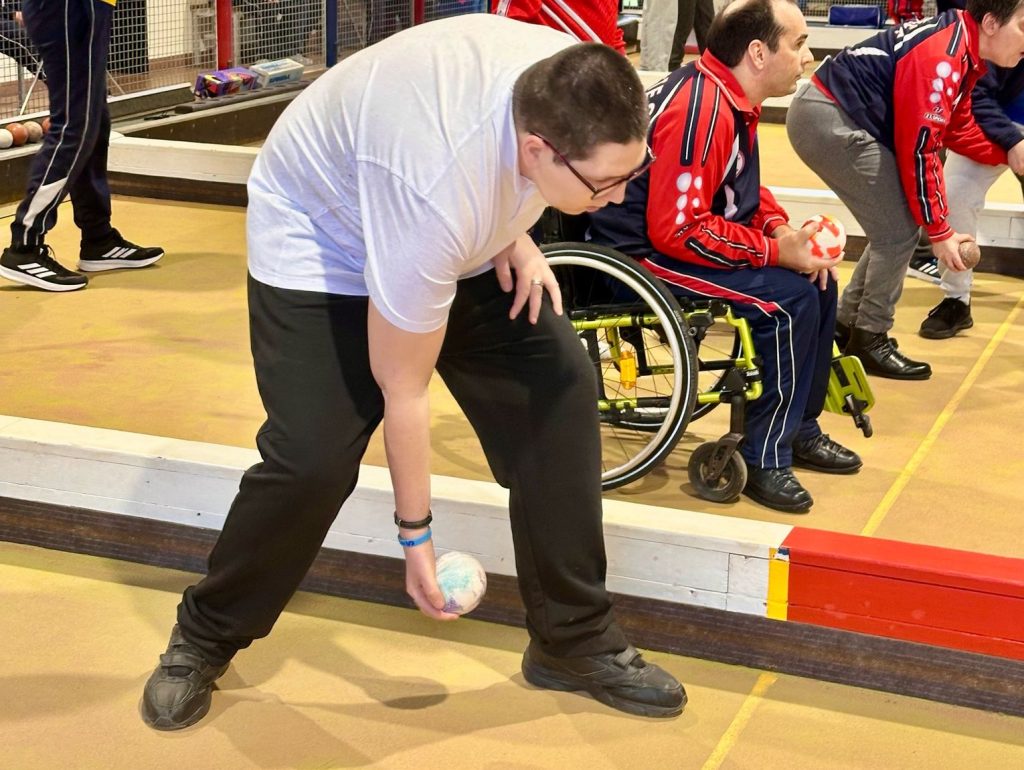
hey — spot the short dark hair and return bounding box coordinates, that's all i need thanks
[513,43,648,160]
[966,0,1024,25]
[707,0,795,68]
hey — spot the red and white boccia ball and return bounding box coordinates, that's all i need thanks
[803,214,847,259]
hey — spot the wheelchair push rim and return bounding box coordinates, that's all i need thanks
[542,242,698,490]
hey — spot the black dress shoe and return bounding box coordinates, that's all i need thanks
[845,327,930,380]
[793,433,862,474]
[522,642,686,718]
[140,625,229,730]
[743,466,813,513]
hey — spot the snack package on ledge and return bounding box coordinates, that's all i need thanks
[194,67,259,99]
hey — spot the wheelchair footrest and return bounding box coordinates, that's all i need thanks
[825,353,876,437]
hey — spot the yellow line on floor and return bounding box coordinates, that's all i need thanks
[859,294,1024,538]
[701,672,778,770]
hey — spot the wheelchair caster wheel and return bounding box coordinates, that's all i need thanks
[688,442,747,503]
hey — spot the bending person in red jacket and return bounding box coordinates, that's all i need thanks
[493,0,625,53]
[787,1,1024,379]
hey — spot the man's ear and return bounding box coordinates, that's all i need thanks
[747,39,767,71]
[981,12,1001,37]
[519,132,548,168]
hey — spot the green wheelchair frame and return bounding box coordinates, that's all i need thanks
[542,241,875,502]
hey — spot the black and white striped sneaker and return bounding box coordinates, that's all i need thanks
[0,245,88,291]
[906,254,941,284]
[78,229,164,272]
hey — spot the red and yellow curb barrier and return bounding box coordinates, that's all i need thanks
[768,527,1024,660]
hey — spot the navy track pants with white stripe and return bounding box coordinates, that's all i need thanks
[642,255,837,470]
[12,0,114,248]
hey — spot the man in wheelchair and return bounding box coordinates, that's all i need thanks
[589,0,861,513]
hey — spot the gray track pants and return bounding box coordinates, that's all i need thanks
[787,82,922,334]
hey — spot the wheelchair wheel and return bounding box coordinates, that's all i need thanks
[542,242,698,490]
[687,441,747,503]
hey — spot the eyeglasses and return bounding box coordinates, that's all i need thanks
[531,133,656,200]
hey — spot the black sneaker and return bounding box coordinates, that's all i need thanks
[0,244,87,291]
[919,297,973,340]
[522,642,686,718]
[140,625,229,731]
[78,229,163,272]
[907,255,941,284]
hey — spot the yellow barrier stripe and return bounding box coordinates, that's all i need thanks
[766,547,789,621]
[701,672,779,770]
[860,295,1024,538]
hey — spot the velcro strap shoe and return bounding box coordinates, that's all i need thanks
[521,642,686,718]
[140,625,229,731]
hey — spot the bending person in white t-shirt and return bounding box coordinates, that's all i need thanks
[140,14,685,731]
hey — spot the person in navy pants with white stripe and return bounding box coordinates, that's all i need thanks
[590,0,862,513]
[0,0,163,293]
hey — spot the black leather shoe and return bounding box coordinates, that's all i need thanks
[836,321,898,353]
[793,433,862,474]
[845,327,930,380]
[522,642,686,718]
[140,625,229,730]
[743,466,813,513]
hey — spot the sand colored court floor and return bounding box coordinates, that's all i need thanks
[3,540,1024,769]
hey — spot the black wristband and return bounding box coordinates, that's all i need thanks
[394,510,433,529]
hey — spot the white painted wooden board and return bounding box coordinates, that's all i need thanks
[0,415,792,615]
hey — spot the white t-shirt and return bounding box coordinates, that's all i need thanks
[247,14,574,333]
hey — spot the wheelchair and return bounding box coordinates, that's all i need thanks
[539,230,875,503]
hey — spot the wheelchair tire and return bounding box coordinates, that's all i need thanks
[687,441,747,503]
[542,242,698,490]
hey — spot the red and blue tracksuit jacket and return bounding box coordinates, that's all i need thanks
[589,53,789,270]
[813,9,1006,242]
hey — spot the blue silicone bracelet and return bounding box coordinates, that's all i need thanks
[398,528,432,548]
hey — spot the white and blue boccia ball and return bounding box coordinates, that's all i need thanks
[435,551,487,615]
